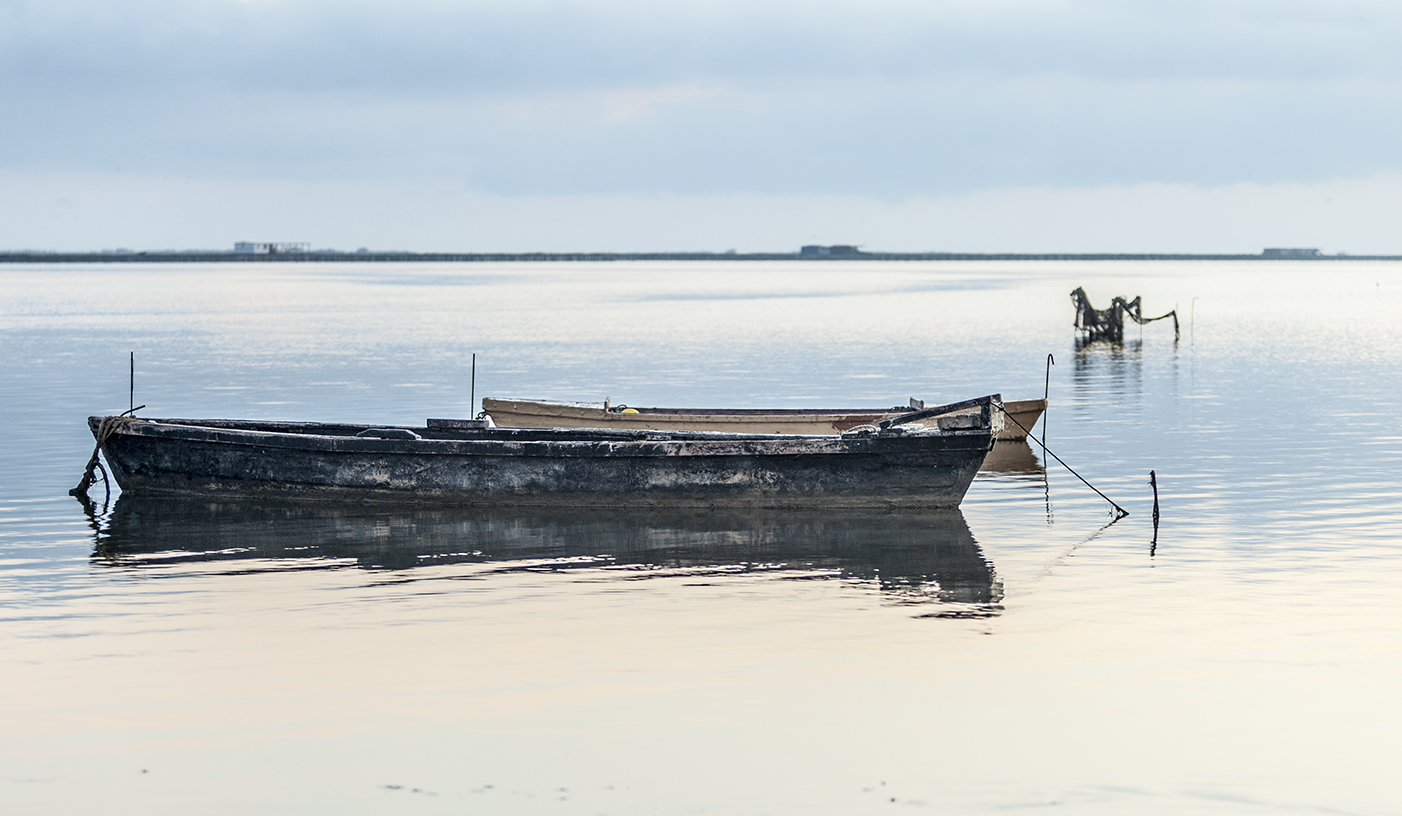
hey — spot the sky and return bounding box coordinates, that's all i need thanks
[3,0,1401,253]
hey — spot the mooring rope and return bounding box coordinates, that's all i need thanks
[1021,513,1125,593]
[996,403,1129,519]
[69,409,142,500]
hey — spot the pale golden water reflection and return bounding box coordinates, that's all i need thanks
[3,260,1402,814]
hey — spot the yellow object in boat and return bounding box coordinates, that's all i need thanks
[621,408,639,414]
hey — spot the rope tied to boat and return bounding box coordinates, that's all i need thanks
[69,410,141,500]
[996,403,1129,520]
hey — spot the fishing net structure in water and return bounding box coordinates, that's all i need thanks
[1070,287,1180,343]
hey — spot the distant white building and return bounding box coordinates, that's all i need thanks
[800,244,862,256]
[234,242,311,254]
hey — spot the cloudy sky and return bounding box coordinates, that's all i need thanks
[3,0,1401,252]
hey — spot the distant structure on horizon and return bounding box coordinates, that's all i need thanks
[234,241,311,254]
[800,244,862,256]
[1262,247,1322,258]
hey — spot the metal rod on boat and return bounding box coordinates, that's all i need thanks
[471,353,476,416]
[129,351,134,414]
[1043,353,1054,452]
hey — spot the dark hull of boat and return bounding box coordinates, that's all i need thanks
[88,413,995,509]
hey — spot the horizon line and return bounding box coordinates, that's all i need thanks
[2,248,1398,263]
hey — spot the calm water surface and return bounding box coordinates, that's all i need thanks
[2,261,1401,814]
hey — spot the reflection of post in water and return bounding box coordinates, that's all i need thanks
[978,440,1044,476]
[1149,470,1160,556]
[1073,335,1144,402]
[975,439,1056,524]
[974,438,1051,523]
[1044,462,1054,526]
[91,497,1005,616]
[1044,353,1055,525]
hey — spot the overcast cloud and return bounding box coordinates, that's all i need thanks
[3,0,1401,250]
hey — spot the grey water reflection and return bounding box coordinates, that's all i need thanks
[978,440,1043,476]
[1073,336,1145,395]
[90,497,1004,616]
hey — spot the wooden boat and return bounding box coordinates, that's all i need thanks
[83,395,1001,509]
[482,396,1046,440]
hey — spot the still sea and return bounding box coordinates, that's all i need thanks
[2,260,1400,815]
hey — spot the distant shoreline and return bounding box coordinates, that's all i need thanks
[3,250,1400,263]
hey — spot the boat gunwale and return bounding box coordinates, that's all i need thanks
[89,415,995,459]
[484,397,1047,418]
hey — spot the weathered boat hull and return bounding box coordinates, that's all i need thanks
[87,407,996,509]
[483,397,1046,440]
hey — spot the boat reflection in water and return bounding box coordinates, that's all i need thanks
[90,496,1004,617]
[978,440,1044,476]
